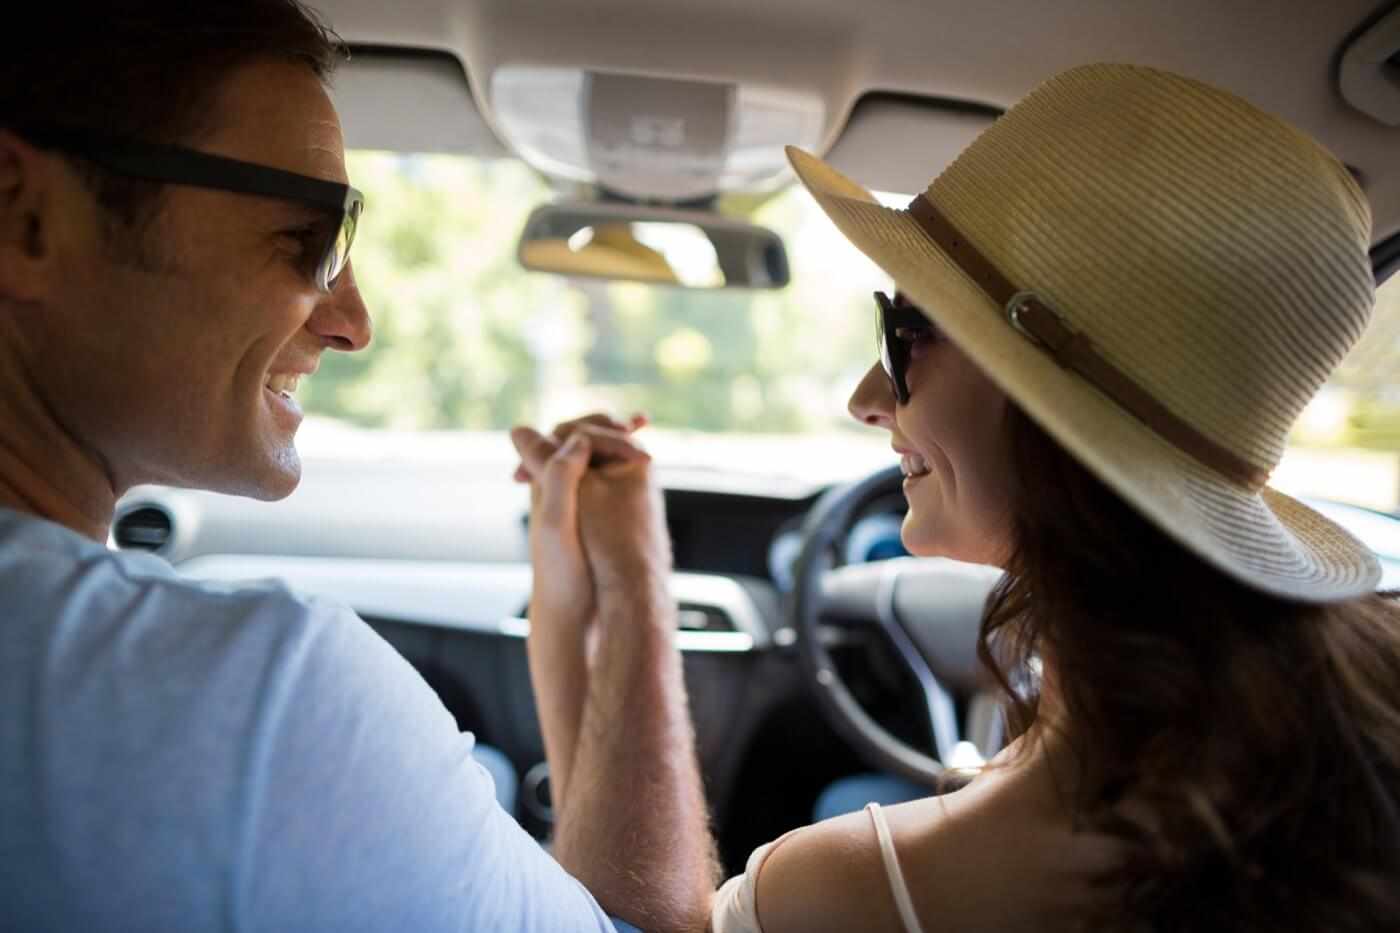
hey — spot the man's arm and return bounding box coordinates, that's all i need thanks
[553,571,717,933]
[512,424,719,933]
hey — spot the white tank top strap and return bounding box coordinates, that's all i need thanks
[866,802,926,933]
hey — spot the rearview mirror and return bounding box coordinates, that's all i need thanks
[517,201,789,289]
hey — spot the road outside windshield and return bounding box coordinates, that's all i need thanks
[300,151,1400,512]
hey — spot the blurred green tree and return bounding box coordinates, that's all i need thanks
[1332,276,1400,451]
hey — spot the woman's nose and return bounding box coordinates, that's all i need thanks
[848,362,897,429]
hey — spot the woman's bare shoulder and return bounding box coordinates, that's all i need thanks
[753,803,913,933]
[890,741,1125,930]
[756,740,1124,933]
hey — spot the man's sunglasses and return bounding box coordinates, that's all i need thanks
[874,290,934,405]
[13,121,362,293]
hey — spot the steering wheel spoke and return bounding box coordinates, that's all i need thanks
[873,560,962,764]
[792,465,1005,786]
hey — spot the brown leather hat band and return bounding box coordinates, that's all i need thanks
[906,194,1270,491]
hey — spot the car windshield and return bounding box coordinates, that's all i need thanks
[300,150,1400,510]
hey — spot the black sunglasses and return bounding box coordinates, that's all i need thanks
[874,290,934,405]
[13,121,362,293]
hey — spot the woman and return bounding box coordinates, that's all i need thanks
[521,63,1400,932]
[711,62,1400,932]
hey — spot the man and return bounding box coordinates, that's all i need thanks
[0,3,715,930]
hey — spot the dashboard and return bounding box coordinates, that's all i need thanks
[113,463,910,606]
[663,488,909,593]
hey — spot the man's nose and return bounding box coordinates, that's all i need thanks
[307,261,372,352]
[848,362,897,428]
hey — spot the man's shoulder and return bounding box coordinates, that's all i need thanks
[0,506,359,682]
[0,508,411,810]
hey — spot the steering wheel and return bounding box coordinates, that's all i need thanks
[789,465,1006,787]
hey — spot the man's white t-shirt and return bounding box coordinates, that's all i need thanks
[0,507,619,932]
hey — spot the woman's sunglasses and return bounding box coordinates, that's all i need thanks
[874,290,934,405]
[13,121,362,293]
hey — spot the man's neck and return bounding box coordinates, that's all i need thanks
[0,441,115,542]
[0,344,117,542]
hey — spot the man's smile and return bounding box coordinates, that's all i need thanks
[265,372,302,399]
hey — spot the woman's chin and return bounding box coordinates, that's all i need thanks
[901,516,1005,567]
[900,514,941,558]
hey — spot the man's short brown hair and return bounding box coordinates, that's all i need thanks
[2,1,345,231]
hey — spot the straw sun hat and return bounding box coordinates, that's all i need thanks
[789,62,1381,602]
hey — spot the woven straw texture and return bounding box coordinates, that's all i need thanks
[788,63,1381,602]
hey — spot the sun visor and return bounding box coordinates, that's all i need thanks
[1339,4,1400,127]
[331,49,509,157]
[824,94,999,199]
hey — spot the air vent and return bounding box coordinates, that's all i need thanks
[676,602,735,632]
[112,506,173,552]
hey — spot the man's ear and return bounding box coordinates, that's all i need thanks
[0,129,63,304]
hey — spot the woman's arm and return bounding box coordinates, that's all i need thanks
[516,424,595,804]
[748,808,912,933]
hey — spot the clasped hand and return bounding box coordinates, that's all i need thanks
[510,413,671,635]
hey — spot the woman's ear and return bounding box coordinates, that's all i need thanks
[0,130,60,304]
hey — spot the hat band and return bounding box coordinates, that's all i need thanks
[906,194,1270,491]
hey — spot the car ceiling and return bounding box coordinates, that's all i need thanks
[320,0,1400,249]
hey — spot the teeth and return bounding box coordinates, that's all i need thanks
[265,373,301,397]
[901,452,931,478]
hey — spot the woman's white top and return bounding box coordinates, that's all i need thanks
[709,802,925,933]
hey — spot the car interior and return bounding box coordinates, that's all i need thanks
[108,0,1400,874]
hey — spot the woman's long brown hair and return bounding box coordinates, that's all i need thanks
[982,405,1400,931]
